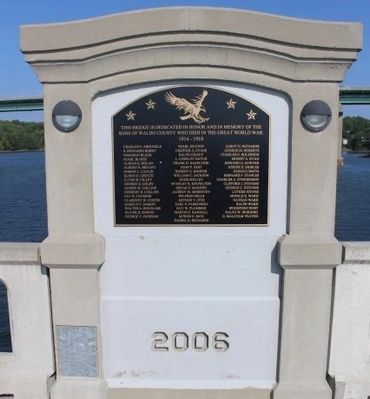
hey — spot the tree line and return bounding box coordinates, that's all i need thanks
[0,116,369,152]
[342,116,370,151]
[0,120,44,151]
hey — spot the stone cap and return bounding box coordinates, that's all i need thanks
[40,234,105,269]
[342,241,370,264]
[20,7,362,85]
[20,7,362,52]
[278,234,343,268]
[0,242,40,265]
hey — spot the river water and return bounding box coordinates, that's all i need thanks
[0,151,47,243]
[336,152,370,241]
[0,150,369,351]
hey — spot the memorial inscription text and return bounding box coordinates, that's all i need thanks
[113,87,269,225]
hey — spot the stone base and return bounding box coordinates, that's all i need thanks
[107,388,271,399]
[273,382,332,399]
[50,378,107,399]
[0,377,49,399]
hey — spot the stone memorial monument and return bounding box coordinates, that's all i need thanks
[20,7,362,399]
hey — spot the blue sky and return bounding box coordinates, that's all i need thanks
[1,0,369,121]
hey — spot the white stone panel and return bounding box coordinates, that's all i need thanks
[92,82,289,389]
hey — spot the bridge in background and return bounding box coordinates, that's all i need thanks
[339,88,370,104]
[0,88,370,113]
[0,96,43,112]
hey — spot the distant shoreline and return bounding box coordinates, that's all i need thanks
[343,150,370,155]
[0,149,44,153]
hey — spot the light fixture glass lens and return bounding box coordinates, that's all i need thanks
[303,114,328,129]
[55,114,79,129]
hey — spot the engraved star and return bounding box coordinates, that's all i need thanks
[145,99,156,110]
[226,98,237,109]
[246,109,257,120]
[126,110,136,121]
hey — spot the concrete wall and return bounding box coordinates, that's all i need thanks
[1,241,370,398]
[329,242,370,399]
[0,243,54,399]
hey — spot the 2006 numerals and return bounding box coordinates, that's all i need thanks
[151,331,229,352]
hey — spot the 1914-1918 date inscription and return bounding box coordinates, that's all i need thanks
[113,86,269,225]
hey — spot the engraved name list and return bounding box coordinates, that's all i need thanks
[113,87,269,225]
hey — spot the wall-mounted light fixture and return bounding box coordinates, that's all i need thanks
[300,100,332,133]
[52,100,82,133]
